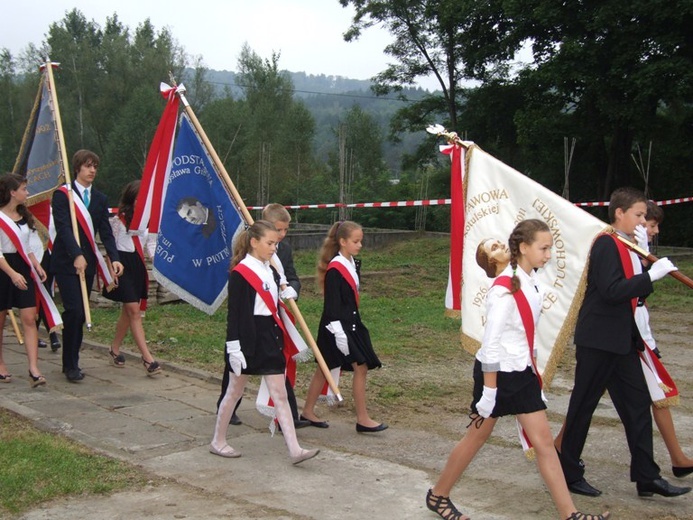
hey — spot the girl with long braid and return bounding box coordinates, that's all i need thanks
[426,219,609,520]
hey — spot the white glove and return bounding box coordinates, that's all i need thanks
[634,225,649,254]
[476,386,497,418]
[280,286,298,300]
[326,321,349,356]
[648,257,677,282]
[225,340,247,376]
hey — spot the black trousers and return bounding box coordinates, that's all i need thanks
[559,345,660,484]
[55,271,95,373]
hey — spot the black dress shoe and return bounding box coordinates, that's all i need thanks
[294,419,311,429]
[567,478,602,497]
[50,333,61,352]
[38,339,48,349]
[65,369,84,382]
[637,478,692,497]
[229,413,242,426]
[299,415,329,428]
[356,422,388,433]
[673,465,693,478]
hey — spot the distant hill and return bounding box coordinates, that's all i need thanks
[197,68,433,174]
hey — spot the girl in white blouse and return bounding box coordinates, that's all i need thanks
[0,173,49,387]
[426,219,609,520]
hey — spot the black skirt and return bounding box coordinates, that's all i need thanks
[0,253,36,310]
[471,359,546,418]
[102,251,148,304]
[241,315,286,376]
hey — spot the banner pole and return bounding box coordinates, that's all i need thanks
[172,82,343,401]
[612,233,693,289]
[44,59,93,330]
[8,309,24,344]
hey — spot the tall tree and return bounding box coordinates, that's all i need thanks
[235,45,316,205]
[500,0,693,198]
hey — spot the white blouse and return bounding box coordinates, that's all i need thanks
[109,216,156,258]
[476,264,544,373]
[240,254,278,317]
[0,219,33,257]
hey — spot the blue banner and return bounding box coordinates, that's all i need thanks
[16,73,63,204]
[153,113,245,314]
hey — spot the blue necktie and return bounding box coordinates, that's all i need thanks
[83,189,90,208]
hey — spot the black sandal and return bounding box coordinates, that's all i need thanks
[29,372,46,388]
[109,349,125,367]
[565,512,611,520]
[142,357,162,376]
[426,489,466,520]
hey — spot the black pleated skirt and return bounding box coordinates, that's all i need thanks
[102,251,148,304]
[471,359,546,418]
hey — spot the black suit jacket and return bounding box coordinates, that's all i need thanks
[573,234,653,354]
[50,182,120,276]
[276,241,301,297]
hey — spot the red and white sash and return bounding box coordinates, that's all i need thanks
[0,212,62,331]
[493,275,541,456]
[609,233,678,407]
[233,263,309,430]
[327,255,360,305]
[57,185,114,290]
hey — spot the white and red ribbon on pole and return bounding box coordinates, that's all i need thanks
[130,83,182,234]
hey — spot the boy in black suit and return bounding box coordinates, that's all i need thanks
[558,187,689,498]
[51,150,123,381]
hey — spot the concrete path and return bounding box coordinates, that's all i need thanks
[1,332,692,520]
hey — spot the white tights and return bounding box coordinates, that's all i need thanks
[212,372,305,458]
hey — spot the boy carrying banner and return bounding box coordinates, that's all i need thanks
[51,150,123,382]
[558,187,690,499]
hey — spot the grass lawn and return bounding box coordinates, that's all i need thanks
[0,409,151,516]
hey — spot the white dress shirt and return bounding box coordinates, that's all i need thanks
[240,254,277,316]
[476,264,544,373]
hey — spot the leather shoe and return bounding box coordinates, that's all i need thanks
[637,478,692,497]
[229,413,242,426]
[294,419,311,429]
[356,422,388,433]
[38,339,48,349]
[673,465,693,478]
[50,333,61,352]
[567,478,602,497]
[65,369,84,382]
[299,414,329,428]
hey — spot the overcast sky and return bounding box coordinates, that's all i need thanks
[1,0,440,90]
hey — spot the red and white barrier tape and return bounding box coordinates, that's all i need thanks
[110,196,692,214]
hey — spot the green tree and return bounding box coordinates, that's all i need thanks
[234,45,317,206]
[492,0,693,198]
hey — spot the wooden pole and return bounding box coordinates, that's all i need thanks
[44,59,93,330]
[613,233,693,289]
[172,83,343,401]
[8,309,24,345]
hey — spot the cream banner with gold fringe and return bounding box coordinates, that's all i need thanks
[460,145,606,386]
